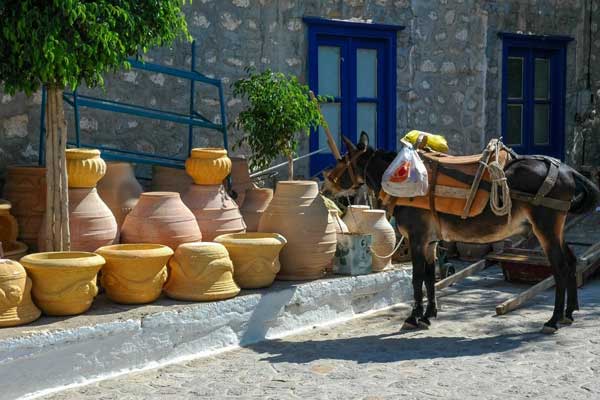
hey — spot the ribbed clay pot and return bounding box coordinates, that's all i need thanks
[342,205,370,233]
[230,157,256,206]
[0,200,19,244]
[0,258,41,327]
[330,210,349,235]
[121,192,201,250]
[151,165,193,194]
[164,242,240,301]
[214,232,287,289]
[356,210,396,272]
[258,181,337,281]
[96,244,173,304]
[66,148,107,188]
[3,166,46,250]
[20,252,105,316]
[182,185,246,241]
[185,148,232,185]
[97,162,143,230]
[240,188,273,232]
[38,188,118,252]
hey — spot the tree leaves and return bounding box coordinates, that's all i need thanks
[232,68,329,172]
[0,1,190,94]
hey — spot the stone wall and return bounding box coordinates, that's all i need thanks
[0,0,598,182]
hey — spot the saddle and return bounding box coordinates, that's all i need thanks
[380,142,511,218]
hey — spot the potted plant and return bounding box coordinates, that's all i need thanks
[232,68,328,179]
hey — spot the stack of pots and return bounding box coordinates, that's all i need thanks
[182,148,246,241]
[258,181,336,280]
[38,149,118,252]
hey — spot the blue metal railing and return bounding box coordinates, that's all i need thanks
[39,41,228,169]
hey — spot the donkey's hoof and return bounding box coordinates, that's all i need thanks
[559,317,574,325]
[541,323,558,334]
[402,316,419,330]
[417,317,431,329]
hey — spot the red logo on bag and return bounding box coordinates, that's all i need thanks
[390,161,410,183]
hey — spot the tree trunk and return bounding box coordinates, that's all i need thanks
[287,155,294,181]
[45,84,71,251]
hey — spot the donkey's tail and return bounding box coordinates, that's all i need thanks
[569,169,600,214]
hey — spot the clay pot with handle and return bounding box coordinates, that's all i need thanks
[356,210,396,272]
[97,162,143,230]
[240,188,273,232]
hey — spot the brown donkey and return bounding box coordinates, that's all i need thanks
[324,133,600,333]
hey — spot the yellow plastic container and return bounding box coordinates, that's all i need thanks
[66,148,107,188]
[403,130,449,153]
[184,148,232,185]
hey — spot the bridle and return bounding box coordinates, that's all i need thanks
[327,148,376,191]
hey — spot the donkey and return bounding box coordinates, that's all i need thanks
[324,133,600,333]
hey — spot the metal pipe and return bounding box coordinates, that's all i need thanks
[73,88,81,147]
[39,86,47,166]
[249,148,325,178]
[188,40,196,155]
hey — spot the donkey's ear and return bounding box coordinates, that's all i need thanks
[358,131,370,149]
[342,135,356,153]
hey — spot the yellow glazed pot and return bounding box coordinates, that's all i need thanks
[214,233,287,289]
[66,148,107,188]
[0,259,41,327]
[185,148,232,185]
[96,244,173,304]
[20,252,105,316]
[164,242,239,301]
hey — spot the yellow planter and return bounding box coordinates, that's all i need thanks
[20,252,105,316]
[185,148,232,185]
[214,233,287,289]
[96,244,173,304]
[0,259,41,327]
[164,242,239,301]
[0,200,19,243]
[66,148,107,188]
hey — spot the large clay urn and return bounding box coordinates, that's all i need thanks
[230,157,256,206]
[0,258,41,327]
[120,192,201,250]
[96,244,173,304]
[240,188,273,232]
[151,165,193,194]
[97,162,143,230]
[3,166,46,250]
[342,205,370,233]
[258,181,337,280]
[185,148,232,185]
[164,242,240,301]
[215,232,287,289]
[20,252,105,316]
[356,210,396,272]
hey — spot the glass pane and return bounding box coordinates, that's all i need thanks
[534,104,550,145]
[357,49,377,98]
[357,103,377,147]
[506,104,523,145]
[535,58,550,100]
[318,46,340,97]
[507,57,523,99]
[318,103,340,153]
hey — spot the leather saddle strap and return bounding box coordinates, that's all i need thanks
[532,159,560,206]
[428,160,442,237]
[461,145,494,219]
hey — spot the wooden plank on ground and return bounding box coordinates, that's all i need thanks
[435,259,487,290]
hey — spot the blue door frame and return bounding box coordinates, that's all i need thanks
[304,17,404,176]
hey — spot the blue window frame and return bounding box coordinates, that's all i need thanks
[500,32,572,159]
[304,17,404,176]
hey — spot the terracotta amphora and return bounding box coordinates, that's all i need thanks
[356,210,396,271]
[0,258,41,327]
[185,148,232,185]
[164,242,240,301]
[38,188,118,252]
[239,188,273,232]
[96,244,173,304]
[66,148,107,188]
[214,232,287,289]
[3,166,46,250]
[20,252,105,316]
[97,162,143,230]
[230,157,256,206]
[151,165,193,194]
[258,181,337,280]
[329,210,349,235]
[0,200,19,244]
[342,205,370,233]
[182,185,246,241]
[120,192,201,250]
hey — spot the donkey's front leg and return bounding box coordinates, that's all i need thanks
[419,242,439,329]
[402,243,427,330]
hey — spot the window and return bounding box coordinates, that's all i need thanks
[500,33,572,159]
[304,17,404,176]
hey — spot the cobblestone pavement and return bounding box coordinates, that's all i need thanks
[44,268,600,400]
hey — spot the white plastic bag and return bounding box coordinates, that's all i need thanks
[382,142,428,197]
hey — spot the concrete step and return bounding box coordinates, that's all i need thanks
[0,267,412,400]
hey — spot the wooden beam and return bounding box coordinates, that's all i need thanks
[309,91,342,160]
[435,259,487,290]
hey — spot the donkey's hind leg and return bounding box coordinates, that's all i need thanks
[530,210,570,333]
[419,242,438,329]
[563,243,579,324]
[402,238,427,330]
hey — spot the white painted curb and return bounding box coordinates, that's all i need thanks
[0,268,412,400]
